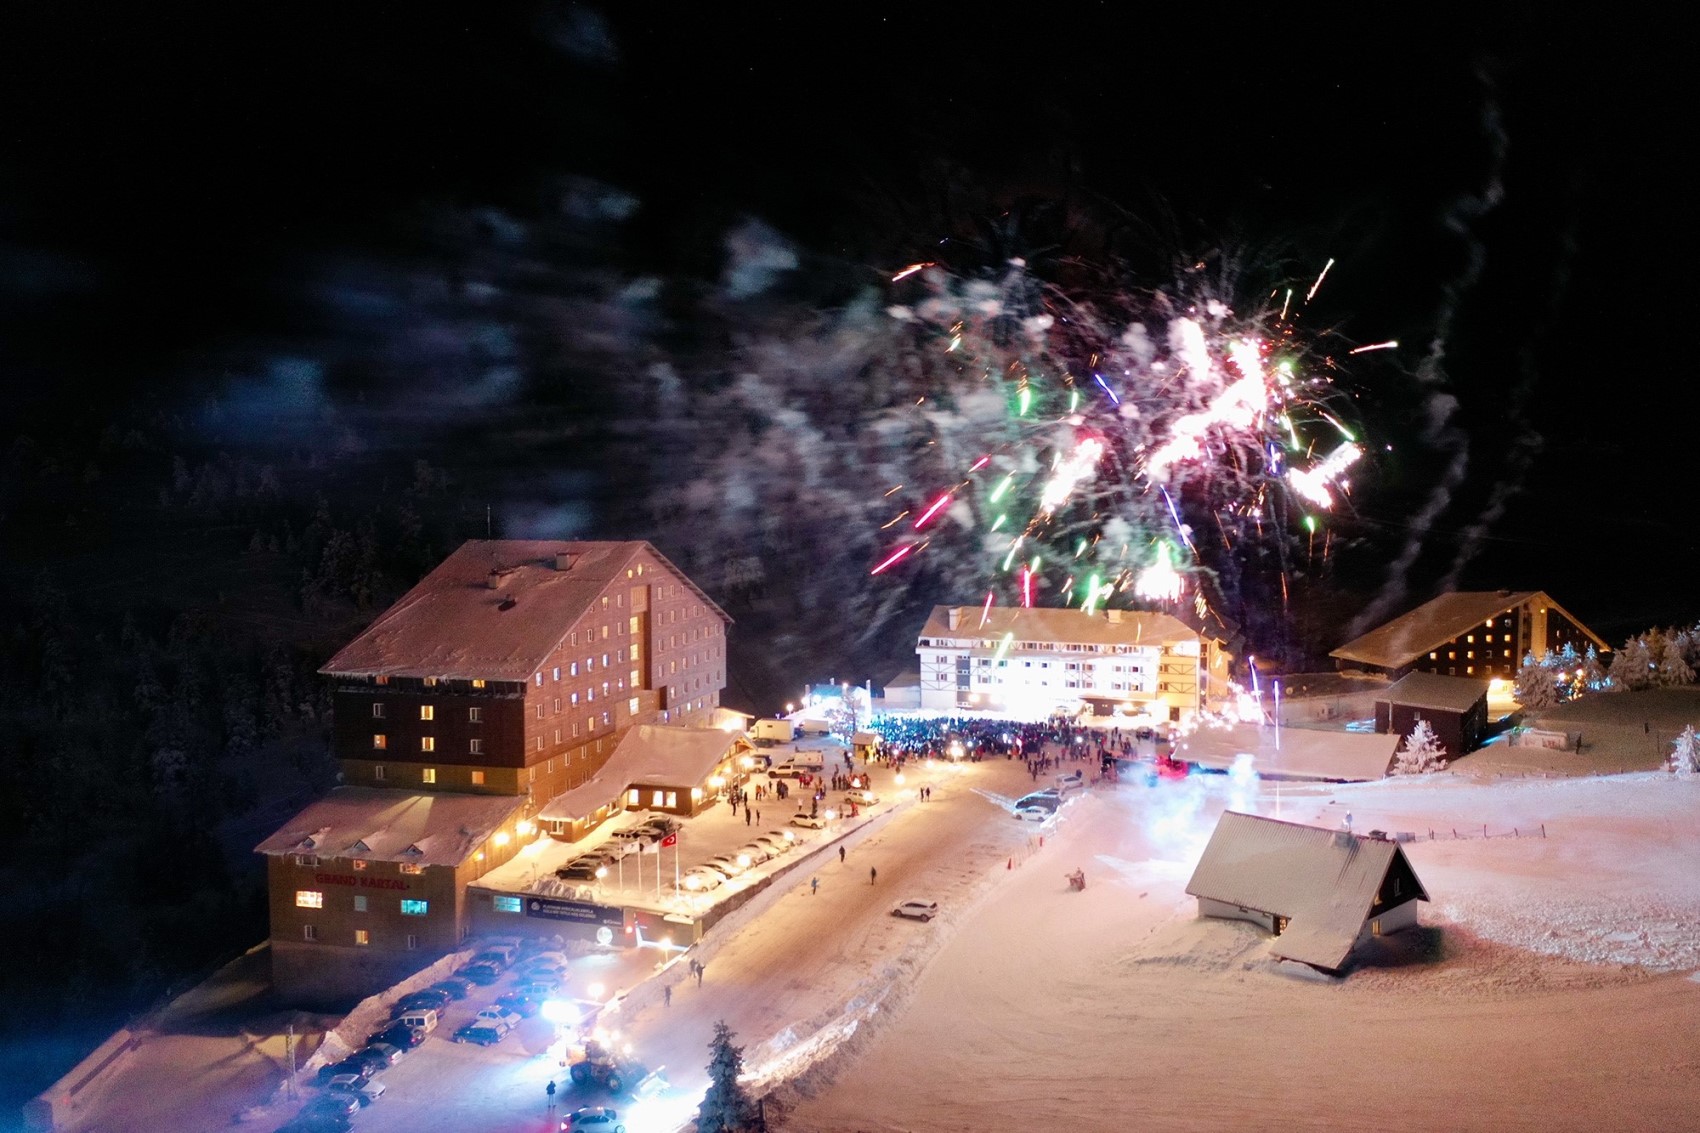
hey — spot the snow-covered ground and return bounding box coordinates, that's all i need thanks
[56,725,1700,1132]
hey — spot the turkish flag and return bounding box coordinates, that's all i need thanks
[661,833,678,847]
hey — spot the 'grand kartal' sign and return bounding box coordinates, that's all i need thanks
[314,872,410,891]
[525,896,624,926]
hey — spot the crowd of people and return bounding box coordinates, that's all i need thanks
[861,714,1172,776]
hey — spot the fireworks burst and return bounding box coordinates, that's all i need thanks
[873,257,1379,627]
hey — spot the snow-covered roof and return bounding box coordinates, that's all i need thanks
[1330,590,1606,670]
[320,539,729,681]
[917,605,1220,650]
[1186,811,1429,971]
[254,788,524,867]
[1175,724,1400,781]
[1377,671,1490,714]
[536,725,743,822]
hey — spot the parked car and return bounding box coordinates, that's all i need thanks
[555,858,609,882]
[453,1020,510,1045]
[474,1008,523,1030]
[1015,790,1061,812]
[494,992,542,1018]
[522,950,570,971]
[301,1093,361,1120]
[325,1073,387,1106]
[1055,770,1085,792]
[366,1022,426,1050]
[790,812,829,829]
[636,815,681,835]
[1015,806,1054,823]
[755,831,795,853]
[394,988,452,1014]
[314,1058,375,1087]
[680,868,723,891]
[515,978,561,999]
[703,854,745,878]
[737,842,773,864]
[348,1041,404,1071]
[279,1109,353,1133]
[471,949,514,970]
[394,1008,438,1034]
[892,899,940,922]
[429,977,474,1001]
[564,1106,626,1132]
[459,961,503,985]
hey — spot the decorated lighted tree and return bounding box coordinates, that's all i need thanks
[1393,717,1446,775]
[1608,636,1654,691]
[1580,643,1608,692]
[1656,633,1695,688]
[1669,725,1700,776]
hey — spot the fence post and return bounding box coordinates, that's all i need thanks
[1541,824,1546,838]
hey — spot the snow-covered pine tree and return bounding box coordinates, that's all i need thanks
[1658,631,1696,687]
[1669,725,1700,775]
[697,1020,760,1133]
[1608,636,1653,691]
[1394,717,1446,775]
[1514,654,1559,712]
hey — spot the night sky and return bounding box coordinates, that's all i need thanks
[3,7,1694,658]
[0,1,1694,1116]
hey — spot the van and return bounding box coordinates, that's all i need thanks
[397,1009,438,1034]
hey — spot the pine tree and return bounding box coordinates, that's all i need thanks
[1657,631,1696,687]
[1608,636,1653,691]
[1513,654,1559,712]
[1393,717,1446,775]
[1670,725,1700,775]
[1581,644,1607,692]
[697,1020,760,1133]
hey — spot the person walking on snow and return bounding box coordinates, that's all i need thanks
[870,865,877,885]
[811,876,819,896]
[838,845,846,864]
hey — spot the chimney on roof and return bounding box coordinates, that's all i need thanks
[1497,588,1511,597]
[947,608,961,630]
[487,569,506,590]
[555,551,573,571]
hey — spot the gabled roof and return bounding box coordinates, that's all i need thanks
[1185,811,1429,971]
[1330,590,1606,670]
[917,605,1218,650]
[537,725,745,823]
[254,788,524,868]
[321,539,728,682]
[1376,671,1489,714]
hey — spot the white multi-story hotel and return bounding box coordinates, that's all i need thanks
[915,605,1231,721]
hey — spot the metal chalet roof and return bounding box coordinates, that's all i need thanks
[536,725,745,823]
[1376,671,1490,713]
[917,605,1216,651]
[1185,811,1429,971]
[320,539,728,682]
[1331,590,1596,670]
[254,787,524,868]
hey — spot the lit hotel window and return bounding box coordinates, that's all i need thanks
[401,899,428,916]
[470,770,485,785]
[472,679,485,689]
[420,737,435,753]
[296,890,323,909]
[373,734,387,750]
[423,677,438,687]
[354,929,370,946]
[422,768,436,784]
[399,863,422,875]
[351,859,368,872]
[420,705,434,721]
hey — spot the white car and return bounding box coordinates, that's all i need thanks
[567,1106,626,1131]
[703,854,746,878]
[475,1008,522,1030]
[892,900,939,922]
[754,832,793,855]
[737,842,774,864]
[326,1073,387,1105]
[843,789,879,806]
[791,812,829,829]
[680,868,723,891]
[1015,806,1053,823]
[1055,771,1085,792]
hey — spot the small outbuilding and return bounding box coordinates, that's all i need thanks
[1374,671,1489,758]
[1186,811,1430,973]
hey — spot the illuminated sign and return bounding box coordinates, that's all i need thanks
[524,897,624,927]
